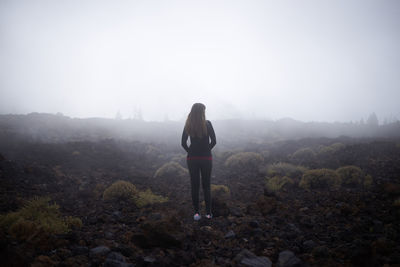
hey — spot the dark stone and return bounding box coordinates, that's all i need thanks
[277,250,302,267]
[72,246,89,255]
[249,220,260,228]
[104,252,134,267]
[312,246,330,258]
[225,230,236,239]
[229,206,244,217]
[90,246,110,257]
[302,240,317,251]
[234,249,272,267]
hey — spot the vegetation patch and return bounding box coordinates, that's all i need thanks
[211,184,231,200]
[135,189,168,208]
[266,162,307,179]
[103,180,138,202]
[265,176,295,193]
[154,162,188,178]
[0,196,82,241]
[318,143,345,155]
[336,165,370,188]
[291,147,315,162]
[103,180,168,207]
[300,169,341,190]
[224,152,264,170]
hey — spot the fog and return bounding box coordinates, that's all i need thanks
[1,0,400,122]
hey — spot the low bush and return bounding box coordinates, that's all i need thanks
[135,189,168,208]
[211,184,231,200]
[103,181,168,207]
[154,162,188,178]
[265,176,294,193]
[336,166,362,187]
[330,142,345,151]
[0,196,81,242]
[224,152,264,170]
[336,165,374,188]
[291,148,315,162]
[318,143,345,155]
[266,162,307,179]
[318,145,335,154]
[300,169,341,190]
[103,180,138,202]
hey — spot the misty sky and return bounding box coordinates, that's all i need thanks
[1,0,400,122]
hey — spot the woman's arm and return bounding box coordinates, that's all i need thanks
[207,121,216,149]
[181,129,189,152]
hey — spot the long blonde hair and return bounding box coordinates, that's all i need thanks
[184,103,207,138]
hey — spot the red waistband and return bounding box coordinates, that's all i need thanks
[187,156,213,160]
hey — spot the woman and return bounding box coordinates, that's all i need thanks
[181,103,216,220]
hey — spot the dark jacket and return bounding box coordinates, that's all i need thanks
[181,120,216,157]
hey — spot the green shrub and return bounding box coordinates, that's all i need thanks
[336,166,374,188]
[103,180,138,202]
[330,143,345,151]
[134,189,168,208]
[336,166,363,187]
[224,152,264,170]
[154,162,188,178]
[103,181,168,208]
[318,143,345,155]
[300,169,341,190]
[291,148,315,162]
[318,145,335,154]
[211,184,231,200]
[0,196,81,241]
[265,176,294,193]
[266,162,307,179]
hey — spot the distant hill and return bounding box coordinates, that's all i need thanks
[0,113,399,146]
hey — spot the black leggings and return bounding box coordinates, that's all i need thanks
[187,159,212,214]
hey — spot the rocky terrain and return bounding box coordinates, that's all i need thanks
[1,115,400,266]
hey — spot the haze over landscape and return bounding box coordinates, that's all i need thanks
[1,0,400,122]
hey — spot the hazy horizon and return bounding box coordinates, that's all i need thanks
[1,0,400,123]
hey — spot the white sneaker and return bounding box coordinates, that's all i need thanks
[205,214,213,219]
[193,213,201,221]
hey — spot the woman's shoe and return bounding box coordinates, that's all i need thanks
[193,213,201,221]
[205,214,213,219]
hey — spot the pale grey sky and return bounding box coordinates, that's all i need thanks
[1,0,399,122]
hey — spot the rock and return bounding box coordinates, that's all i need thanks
[64,255,89,266]
[72,246,89,255]
[249,220,260,228]
[143,256,156,263]
[225,230,236,239]
[105,231,114,239]
[31,255,58,267]
[132,217,183,249]
[312,246,330,258]
[234,249,272,267]
[148,213,162,220]
[302,240,317,251]
[90,246,111,257]
[104,252,134,267]
[277,250,302,267]
[229,206,244,217]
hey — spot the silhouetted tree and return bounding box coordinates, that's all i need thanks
[367,112,379,126]
[115,111,122,120]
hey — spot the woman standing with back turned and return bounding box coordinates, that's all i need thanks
[181,103,216,220]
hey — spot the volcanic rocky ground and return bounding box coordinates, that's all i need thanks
[1,137,400,267]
